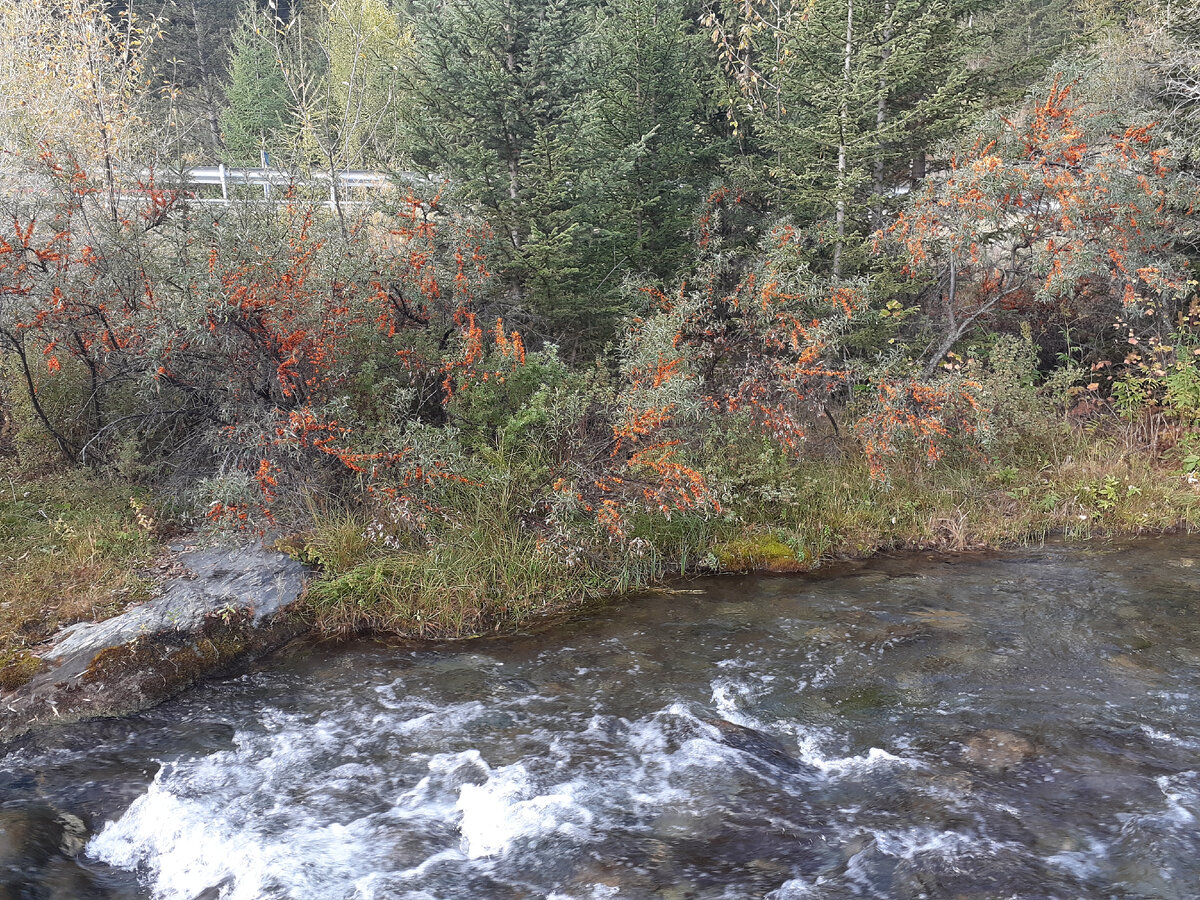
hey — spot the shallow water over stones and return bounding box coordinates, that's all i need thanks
[3,535,1200,898]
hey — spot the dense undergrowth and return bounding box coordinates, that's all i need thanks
[292,421,1200,639]
[2,10,1200,682]
[2,408,1196,672]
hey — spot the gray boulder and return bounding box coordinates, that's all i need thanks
[0,541,310,744]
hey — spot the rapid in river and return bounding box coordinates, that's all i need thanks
[3,535,1200,899]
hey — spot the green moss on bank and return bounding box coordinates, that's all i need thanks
[713,532,805,573]
[0,649,43,691]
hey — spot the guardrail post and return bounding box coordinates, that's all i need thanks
[218,163,228,204]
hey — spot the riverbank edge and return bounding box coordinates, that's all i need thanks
[2,513,1195,749]
[0,541,310,746]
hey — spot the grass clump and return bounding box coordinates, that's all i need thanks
[757,428,1200,555]
[298,498,674,638]
[0,464,162,669]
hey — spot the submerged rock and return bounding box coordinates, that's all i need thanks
[38,856,106,900]
[0,542,310,744]
[0,806,93,895]
[1171,648,1200,668]
[703,717,805,774]
[962,729,1035,771]
[803,625,852,645]
[909,607,974,632]
[0,811,38,871]
[1107,652,1165,678]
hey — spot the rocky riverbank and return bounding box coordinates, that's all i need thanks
[0,542,310,745]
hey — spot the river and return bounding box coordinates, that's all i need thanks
[2,536,1200,898]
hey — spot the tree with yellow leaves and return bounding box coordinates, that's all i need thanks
[0,0,151,219]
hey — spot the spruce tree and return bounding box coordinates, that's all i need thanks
[580,0,713,283]
[968,0,1086,102]
[399,0,594,339]
[145,0,243,156]
[705,0,984,278]
[219,3,294,165]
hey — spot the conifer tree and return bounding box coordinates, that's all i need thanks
[968,0,1085,101]
[580,0,712,282]
[219,3,294,164]
[399,0,594,337]
[146,0,243,156]
[705,0,984,278]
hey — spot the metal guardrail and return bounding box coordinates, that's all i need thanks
[0,164,431,208]
[180,165,416,204]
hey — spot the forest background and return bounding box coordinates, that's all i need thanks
[0,0,1198,679]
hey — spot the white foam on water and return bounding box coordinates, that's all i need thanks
[1156,772,1198,824]
[444,699,805,862]
[391,749,491,823]
[85,674,915,899]
[870,826,977,859]
[710,677,762,727]
[1140,724,1200,750]
[1046,837,1110,881]
[455,761,593,858]
[88,771,267,900]
[547,885,622,899]
[790,725,920,776]
[369,694,492,735]
[715,657,749,669]
[393,848,467,881]
[842,826,1008,894]
[766,877,819,898]
[809,649,852,687]
[88,760,384,900]
[708,675,920,778]
[87,710,412,900]
[628,703,765,778]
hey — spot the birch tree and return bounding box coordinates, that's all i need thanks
[0,0,151,218]
[704,0,982,278]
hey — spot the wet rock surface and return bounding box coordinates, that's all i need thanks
[703,716,806,774]
[0,542,309,744]
[962,729,1036,771]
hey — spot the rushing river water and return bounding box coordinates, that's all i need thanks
[4,536,1200,899]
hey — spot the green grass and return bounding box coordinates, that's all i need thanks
[0,464,162,688]
[295,424,1200,640]
[759,432,1200,554]
[299,517,622,638]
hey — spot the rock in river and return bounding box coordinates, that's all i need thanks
[0,541,309,744]
[963,729,1035,771]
